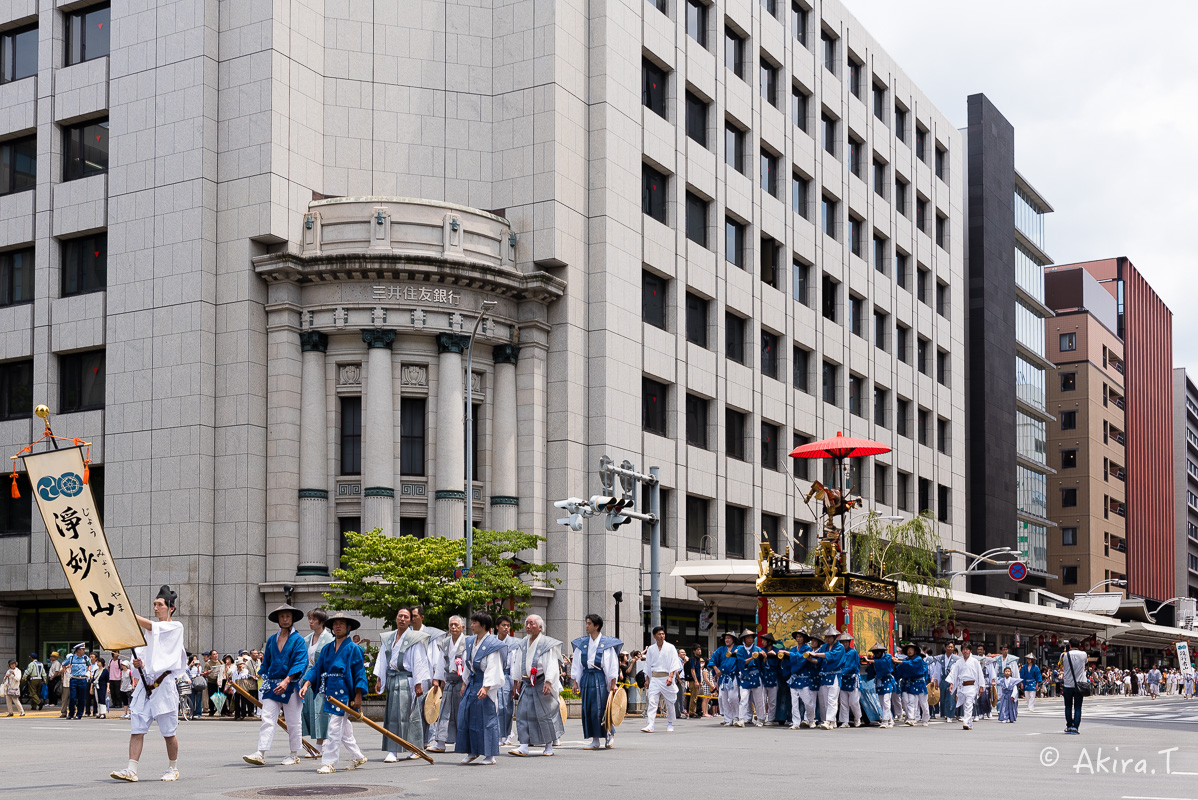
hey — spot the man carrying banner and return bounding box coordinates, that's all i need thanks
[110,586,188,783]
[243,604,309,767]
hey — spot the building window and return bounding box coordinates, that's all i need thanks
[1062,526,1077,546]
[918,478,932,515]
[792,260,810,305]
[916,196,928,232]
[761,0,777,17]
[761,513,780,551]
[934,143,947,181]
[937,484,950,523]
[686,192,709,246]
[642,270,667,329]
[762,422,779,471]
[896,397,910,438]
[725,122,745,173]
[398,518,425,539]
[791,2,808,47]
[821,195,837,239]
[760,236,778,288]
[874,386,888,428]
[642,58,668,118]
[686,495,709,552]
[1061,565,1078,585]
[822,361,838,406]
[873,79,886,120]
[792,433,811,479]
[66,3,110,65]
[935,213,948,250]
[821,29,836,73]
[792,85,809,132]
[821,112,836,156]
[726,408,747,461]
[848,136,863,178]
[915,125,927,162]
[686,292,708,347]
[848,374,863,417]
[873,309,888,351]
[792,171,810,218]
[643,377,668,436]
[894,177,908,216]
[793,346,810,392]
[725,312,746,364]
[686,91,709,146]
[895,251,909,288]
[1061,487,1078,507]
[59,349,105,413]
[1,24,37,84]
[1060,372,1076,392]
[849,295,864,337]
[1061,409,1077,430]
[936,349,949,387]
[937,417,950,455]
[642,164,667,223]
[0,471,32,536]
[0,248,34,308]
[897,471,911,511]
[338,516,362,555]
[760,58,777,107]
[872,157,886,197]
[917,265,930,303]
[894,105,907,142]
[63,118,108,181]
[917,407,930,446]
[821,274,838,321]
[1061,449,1077,469]
[1060,332,1077,352]
[339,396,362,475]
[874,463,889,504]
[686,394,709,448]
[725,504,746,557]
[873,235,887,273]
[847,55,861,97]
[760,150,778,196]
[725,26,745,79]
[686,0,708,47]
[760,329,778,378]
[0,135,36,196]
[725,217,745,268]
[0,360,33,421]
[936,281,949,317]
[61,233,107,297]
[916,337,929,375]
[400,397,426,475]
[896,324,910,364]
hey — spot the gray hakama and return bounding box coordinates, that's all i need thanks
[516,681,565,746]
[382,668,423,752]
[431,674,463,744]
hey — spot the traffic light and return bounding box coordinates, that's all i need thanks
[591,495,635,531]
[554,497,587,531]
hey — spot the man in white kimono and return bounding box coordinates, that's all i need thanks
[640,626,681,733]
[110,585,188,783]
[947,643,986,730]
[570,614,621,750]
[372,607,431,762]
[408,604,444,745]
[508,615,564,757]
[428,616,467,753]
[494,614,518,746]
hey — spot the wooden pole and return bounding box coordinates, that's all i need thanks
[326,695,435,765]
[227,681,321,758]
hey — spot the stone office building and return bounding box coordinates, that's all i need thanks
[0,0,966,657]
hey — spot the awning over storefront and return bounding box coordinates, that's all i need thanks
[1102,621,1198,650]
[901,582,1126,640]
[670,560,760,611]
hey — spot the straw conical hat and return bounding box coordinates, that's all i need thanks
[423,683,443,724]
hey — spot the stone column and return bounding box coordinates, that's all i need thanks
[490,344,520,532]
[361,329,397,537]
[435,333,469,538]
[297,331,330,575]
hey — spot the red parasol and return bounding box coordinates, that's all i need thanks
[789,431,891,460]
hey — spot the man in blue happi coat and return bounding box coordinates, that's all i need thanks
[784,630,818,728]
[735,629,766,727]
[300,611,369,774]
[244,604,309,766]
[810,626,845,729]
[865,644,898,728]
[711,632,741,726]
[837,632,863,728]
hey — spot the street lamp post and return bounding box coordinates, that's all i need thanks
[1084,578,1127,595]
[464,299,498,570]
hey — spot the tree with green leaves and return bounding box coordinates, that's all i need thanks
[324,527,559,629]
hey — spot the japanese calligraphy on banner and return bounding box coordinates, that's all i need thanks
[22,447,145,651]
[1178,642,1194,678]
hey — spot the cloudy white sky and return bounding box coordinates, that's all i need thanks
[847,0,1198,376]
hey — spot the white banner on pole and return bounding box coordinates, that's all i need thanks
[1178,641,1194,678]
[22,446,145,651]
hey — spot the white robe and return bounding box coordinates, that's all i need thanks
[643,642,682,701]
[465,637,504,710]
[371,629,432,692]
[130,620,187,718]
[569,637,618,685]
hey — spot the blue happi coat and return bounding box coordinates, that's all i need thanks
[786,644,819,689]
[303,638,368,716]
[260,628,309,703]
[1020,663,1042,692]
[761,647,783,688]
[816,642,845,686]
[894,654,929,695]
[712,645,742,689]
[735,643,765,689]
[866,652,898,695]
[840,646,861,691]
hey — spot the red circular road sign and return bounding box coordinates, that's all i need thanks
[1008,562,1028,582]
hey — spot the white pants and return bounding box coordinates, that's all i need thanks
[798,686,817,725]
[837,688,861,725]
[644,679,676,730]
[258,693,303,754]
[1026,691,1036,712]
[718,685,738,724]
[322,714,364,766]
[817,681,840,724]
[891,691,904,720]
[739,685,765,724]
[903,693,929,723]
[878,692,893,723]
[763,685,778,721]
[957,686,978,726]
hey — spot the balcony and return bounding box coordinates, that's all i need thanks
[1111,359,1125,376]
[1109,500,1126,519]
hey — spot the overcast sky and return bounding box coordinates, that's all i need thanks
[847,0,1198,377]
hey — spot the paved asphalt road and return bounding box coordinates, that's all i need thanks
[3,697,1198,799]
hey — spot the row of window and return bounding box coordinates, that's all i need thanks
[337,396,480,480]
[0,118,111,198]
[0,233,108,307]
[656,0,950,182]
[0,349,104,422]
[0,467,105,536]
[0,4,110,85]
